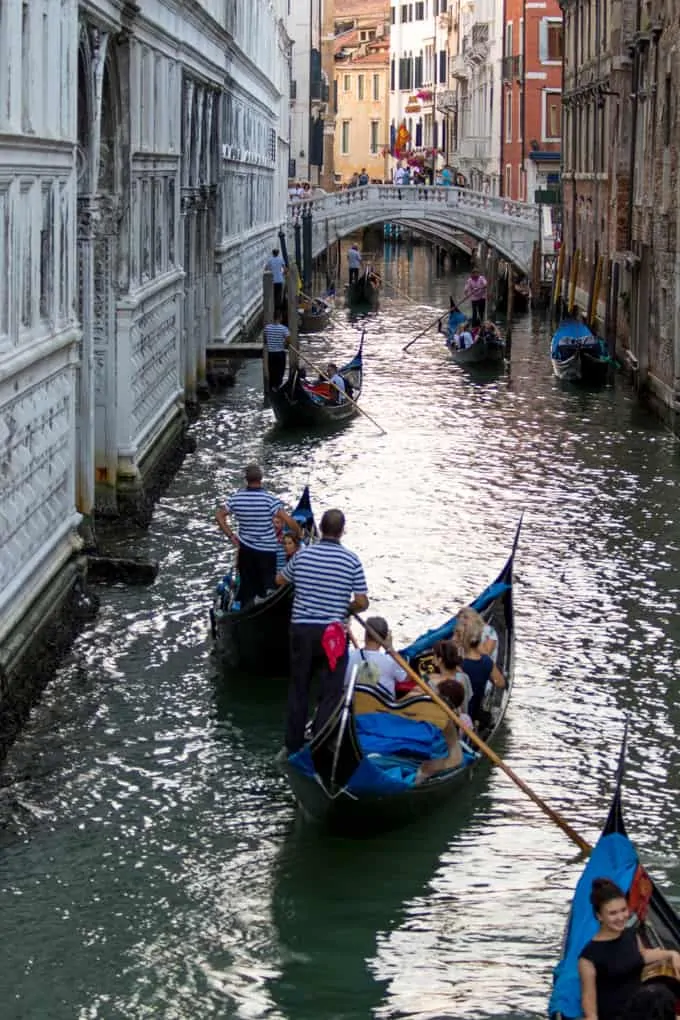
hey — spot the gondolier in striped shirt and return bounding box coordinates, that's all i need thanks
[263,311,290,391]
[216,464,300,607]
[276,508,369,754]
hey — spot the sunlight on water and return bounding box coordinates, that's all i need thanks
[2,241,680,1019]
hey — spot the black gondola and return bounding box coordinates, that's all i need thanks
[270,340,363,429]
[281,520,521,835]
[550,726,680,1018]
[210,487,316,674]
[346,267,380,305]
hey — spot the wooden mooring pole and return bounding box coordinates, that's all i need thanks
[568,249,581,316]
[287,262,300,375]
[505,264,515,358]
[262,268,274,399]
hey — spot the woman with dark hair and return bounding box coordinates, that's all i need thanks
[578,878,680,1020]
[430,640,473,724]
[414,678,465,784]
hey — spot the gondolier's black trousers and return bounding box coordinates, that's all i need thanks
[237,542,277,607]
[273,281,283,309]
[349,267,359,285]
[286,623,348,753]
[267,350,286,390]
[471,299,486,326]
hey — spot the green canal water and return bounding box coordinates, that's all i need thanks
[2,242,680,1019]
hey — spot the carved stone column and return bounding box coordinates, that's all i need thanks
[76,197,97,547]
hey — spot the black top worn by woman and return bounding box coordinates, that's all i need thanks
[579,927,644,1020]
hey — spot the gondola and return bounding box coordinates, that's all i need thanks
[346,267,380,305]
[281,520,521,835]
[270,339,363,429]
[551,320,611,383]
[450,331,506,367]
[549,726,680,1019]
[298,297,332,334]
[210,486,316,674]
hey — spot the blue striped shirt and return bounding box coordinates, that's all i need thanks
[226,488,283,552]
[264,323,289,353]
[279,539,367,624]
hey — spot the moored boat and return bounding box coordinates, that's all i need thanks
[298,297,332,334]
[347,267,380,305]
[551,320,611,384]
[210,487,316,674]
[270,340,363,429]
[549,729,680,1019]
[281,521,521,835]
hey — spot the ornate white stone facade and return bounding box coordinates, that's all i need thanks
[0,0,291,664]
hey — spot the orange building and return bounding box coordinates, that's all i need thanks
[500,0,562,205]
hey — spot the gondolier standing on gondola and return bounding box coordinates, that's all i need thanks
[347,244,362,285]
[463,267,488,326]
[216,464,300,608]
[276,509,369,755]
[263,311,289,391]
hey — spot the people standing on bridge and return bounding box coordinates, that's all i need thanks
[347,244,362,285]
[275,508,369,754]
[216,464,301,607]
[464,267,488,326]
[263,310,289,391]
[358,168,369,186]
[265,248,286,310]
[441,166,453,187]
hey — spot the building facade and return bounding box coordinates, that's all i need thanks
[450,0,502,192]
[0,0,290,694]
[501,0,562,202]
[334,1,391,184]
[287,0,335,188]
[561,0,680,427]
[388,0,451,177]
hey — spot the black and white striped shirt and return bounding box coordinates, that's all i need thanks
[226,488,283,552]
[264,323,290,353]
[279,539,367,624]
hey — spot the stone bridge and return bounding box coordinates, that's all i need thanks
[286,184,545,275]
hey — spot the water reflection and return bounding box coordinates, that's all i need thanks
[1,241,680,1018]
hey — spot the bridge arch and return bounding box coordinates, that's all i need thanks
[286,184,543,275]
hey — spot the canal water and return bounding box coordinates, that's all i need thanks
[2,241,680,1020]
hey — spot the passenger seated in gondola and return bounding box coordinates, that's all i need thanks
[327,363,347,403]
[478,320,501,345]
[274,514,304,571]
[429,640,473,723]
[414,679,465,784]
[344,616,406,698]
[451,326,474,350]
[454,608,506,727]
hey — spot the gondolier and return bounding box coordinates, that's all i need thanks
[216,464,300,607]
[263,311,289,391]
[276,509,369,754]
[347,244,362,285]
[463,267,488,326]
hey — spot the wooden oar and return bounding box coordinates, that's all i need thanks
[286,339,387,436]
[350,612,593,854]
[402,295,468,352]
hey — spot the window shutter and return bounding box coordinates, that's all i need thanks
[539,20,548,63]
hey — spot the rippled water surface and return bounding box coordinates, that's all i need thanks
[2,242,680,1019]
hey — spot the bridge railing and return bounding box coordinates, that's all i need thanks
[286,184,540,228]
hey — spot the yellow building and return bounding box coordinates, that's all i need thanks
[334,1,390,185]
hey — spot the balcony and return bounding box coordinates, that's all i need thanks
[436,89,458,113]
[502,54,524,82]
[450,54,470,81]
[458,136,492,162]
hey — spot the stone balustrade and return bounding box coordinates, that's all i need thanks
[285,184,541,273]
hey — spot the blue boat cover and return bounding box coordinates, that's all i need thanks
[355,712,449,760]
[399,580,510,661]
[551,320,603,359]
[548,831,639,1018]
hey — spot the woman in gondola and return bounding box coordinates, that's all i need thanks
[454,608,505,726]
[429,640,473,722]
[578,878,680,1020]
[414,678,465,784]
